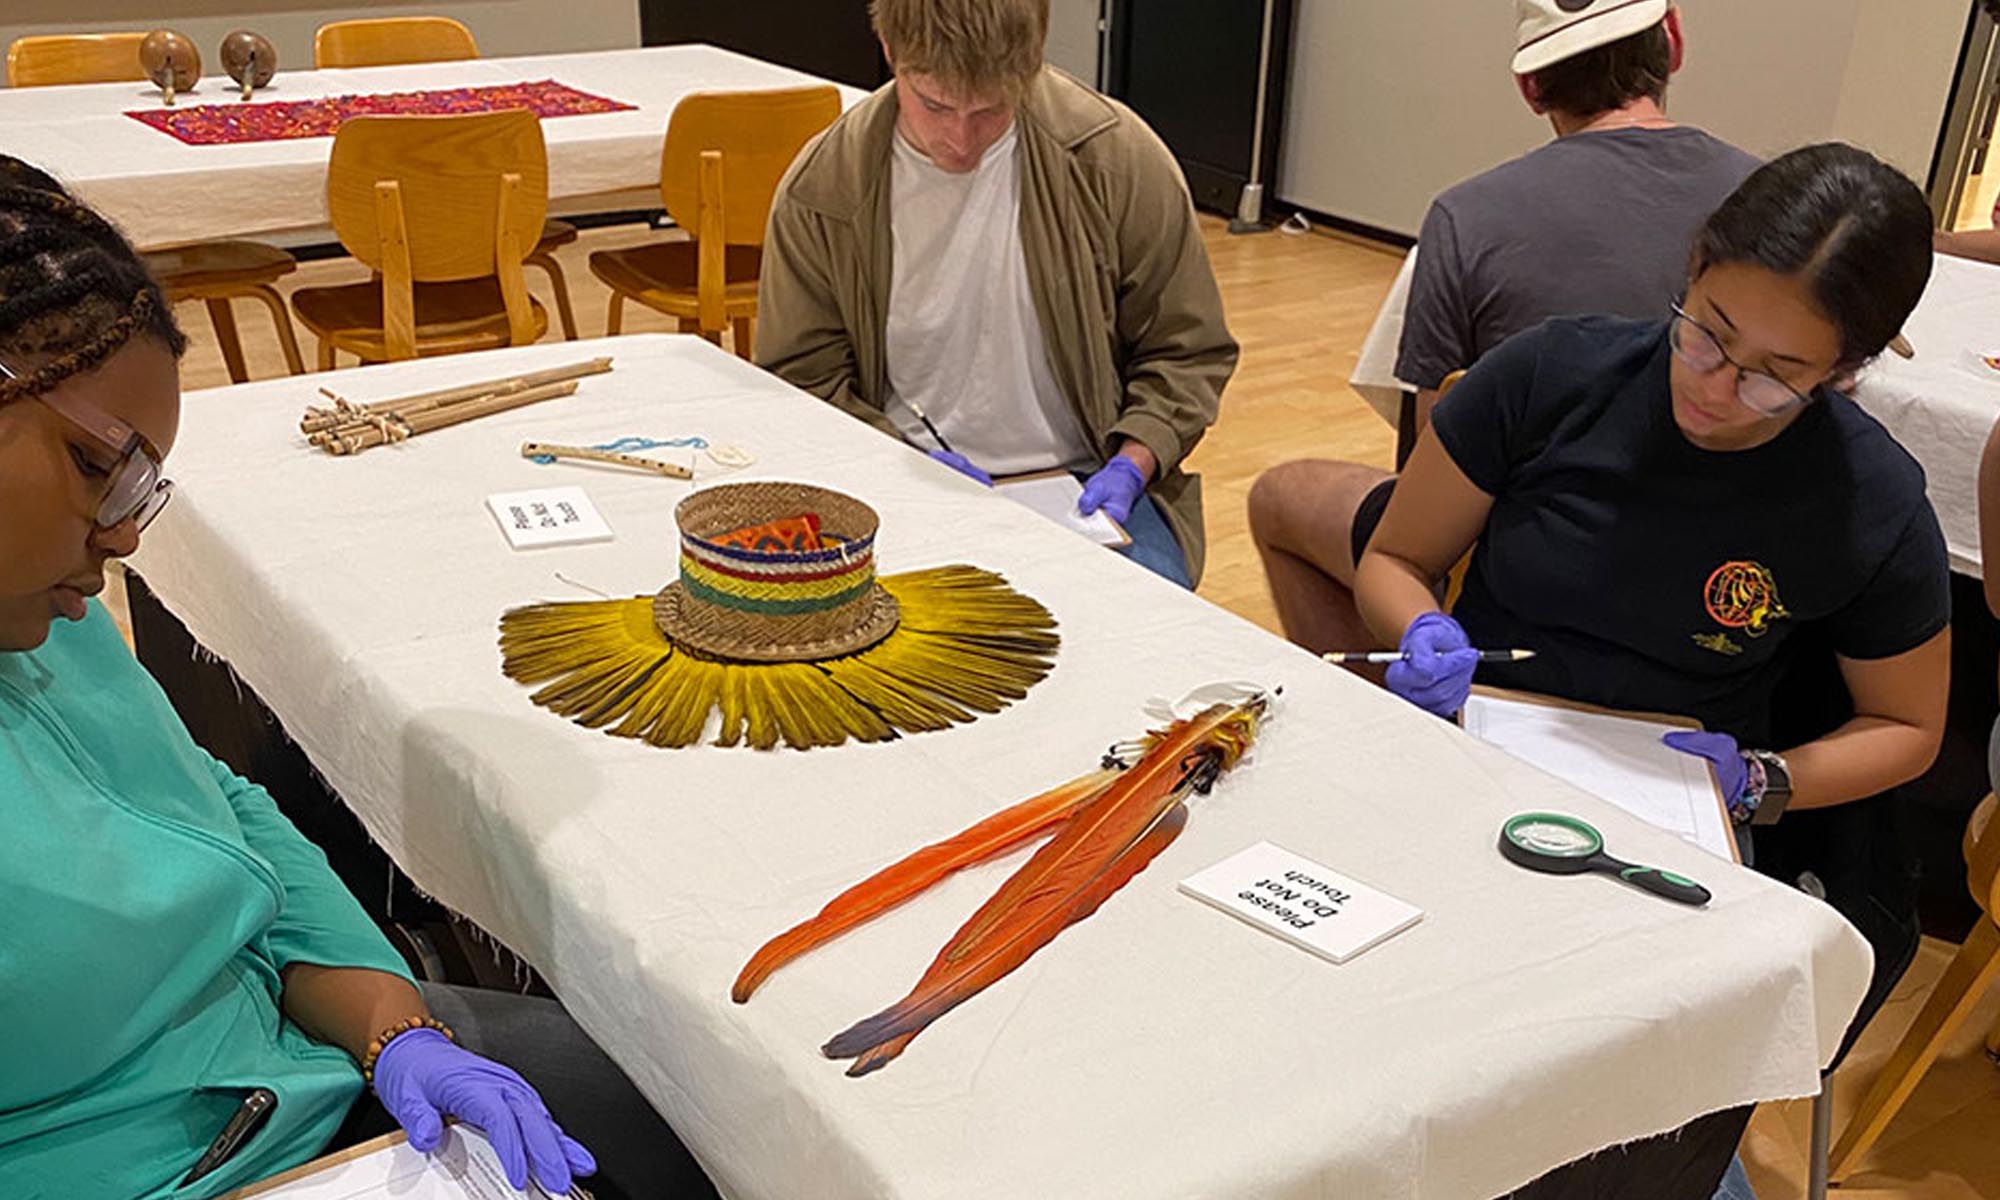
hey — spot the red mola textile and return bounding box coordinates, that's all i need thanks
[126,80,634,145]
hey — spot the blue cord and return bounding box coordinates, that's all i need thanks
[527,436,708,465]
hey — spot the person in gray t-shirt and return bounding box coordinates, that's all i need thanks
[1250,0,1758,661]
[1398,124,1760,392]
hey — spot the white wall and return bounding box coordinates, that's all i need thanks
[1046,0,1100,85]
[1279,0,1969,238]
[1,0,640,77]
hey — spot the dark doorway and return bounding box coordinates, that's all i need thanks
[640,0,888,91]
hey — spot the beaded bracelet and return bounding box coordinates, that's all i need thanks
[360,1016,455,1084]
[1726,753,1769,826]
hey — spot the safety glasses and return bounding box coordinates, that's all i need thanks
[1667,303,1821,418]
[0,355,172,531]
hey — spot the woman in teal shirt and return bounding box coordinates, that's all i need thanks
[0,165,689,1197]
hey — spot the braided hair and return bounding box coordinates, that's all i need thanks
[0,155,185,408]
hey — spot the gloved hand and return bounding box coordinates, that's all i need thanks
[1662,730,1749,804]
[372,1029,596,1194]
[1077,456,1148,524]
[1384,611,1480,719]
[929,450,993,487]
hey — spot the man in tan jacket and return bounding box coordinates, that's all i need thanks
[755,0,1236,587]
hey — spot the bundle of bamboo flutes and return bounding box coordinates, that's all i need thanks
[302,358,614,456]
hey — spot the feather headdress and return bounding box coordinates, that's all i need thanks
[499,482,1059,751]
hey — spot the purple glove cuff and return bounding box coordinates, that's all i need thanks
[929,449,993,487]
[1079,456,1148,523]
[1386,611,1478,719]
[1660,730,1754,820]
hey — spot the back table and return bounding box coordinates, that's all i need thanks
[127,334,1869,1199]
[0,45,866,248]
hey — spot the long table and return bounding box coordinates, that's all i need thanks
[1,45,866,248]
[1850,251,2000,578]
[127,334,1869,1199]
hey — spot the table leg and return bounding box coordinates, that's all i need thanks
[1809,1074,1831,1200]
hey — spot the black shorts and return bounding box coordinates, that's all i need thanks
[1350,476,1398,565]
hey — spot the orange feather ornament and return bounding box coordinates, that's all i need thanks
[732,692,1270,1075]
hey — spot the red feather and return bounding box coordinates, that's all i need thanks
[731,767,1122,1002]
[821,701,1262,1071]
[833,802,1190,1076]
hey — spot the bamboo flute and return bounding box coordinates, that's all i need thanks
[319,380,580,455]
[300,357,612,434]
[520,441,695,479]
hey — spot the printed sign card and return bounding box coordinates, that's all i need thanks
[485,486,613,550]
[1179,842,1423,964]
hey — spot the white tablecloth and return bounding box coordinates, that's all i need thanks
[129,335,1869,1200]
[1851,252,2000,577]
[1350,247,1418,426]
[1,46,866,249]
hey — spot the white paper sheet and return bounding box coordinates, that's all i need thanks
[993,473,1129,546]
[234,1128,577,1200]
[1461,695,1735,861]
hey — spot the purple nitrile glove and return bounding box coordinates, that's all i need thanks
[1663,730,1750,805]
[930,449,993,487]
[1077,456,1148,524]
[372,1029,596,1194]
[1385,611,1480,719]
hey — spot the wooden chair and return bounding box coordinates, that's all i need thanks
[312,16,580,341]
[312,17,479,68]
[6,33,306,384]
[7,32,150,87]
[589,86,840,359]
[1828,791,2000,1179]
[291,109,549,365]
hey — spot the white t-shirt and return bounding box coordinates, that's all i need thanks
[883,123,1094,476]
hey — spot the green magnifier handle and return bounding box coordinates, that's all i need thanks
[1597,856,1711,907]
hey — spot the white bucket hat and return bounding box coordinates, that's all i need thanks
[1513,0,1670,75]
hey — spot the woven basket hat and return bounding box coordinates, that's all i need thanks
[499,481,1060,751]
[655,482,900,663]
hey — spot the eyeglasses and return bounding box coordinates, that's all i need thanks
[0,356,173,531]
[1668,304,1817,417]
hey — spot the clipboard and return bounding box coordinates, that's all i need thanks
[223,1132,407,1198]
[991,468,1133,548]
[221,1129,594,1200]
[1461,685,1740,865]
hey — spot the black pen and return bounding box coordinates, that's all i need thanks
[180,1087,278,1188]
[896,395,955,455]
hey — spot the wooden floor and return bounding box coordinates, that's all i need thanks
[158,215,1997,1198]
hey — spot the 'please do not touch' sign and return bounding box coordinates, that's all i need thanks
[1179,842,1424,964]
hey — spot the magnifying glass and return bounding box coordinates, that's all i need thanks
[1499,812,1711,907]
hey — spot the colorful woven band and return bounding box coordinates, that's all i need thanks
[681,535,873,581]
[679,566,876,616]
[685,528,875,568]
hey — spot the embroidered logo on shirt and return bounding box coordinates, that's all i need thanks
[1703,561,1789,636]
[1692,632,1744,656]
[1692,560,1789,655]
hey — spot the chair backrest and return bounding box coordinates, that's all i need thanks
[314,17,478,69]
[327,108,548,282]
[7,33,148,88]
[660,86,842,247]
[1967,792,1999,917]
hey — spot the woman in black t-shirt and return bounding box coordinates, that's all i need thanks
[1357,143,1951,831]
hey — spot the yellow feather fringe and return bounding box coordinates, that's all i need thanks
[498,566,1060,750]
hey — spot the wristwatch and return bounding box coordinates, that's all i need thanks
[1741,748,1794,825]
